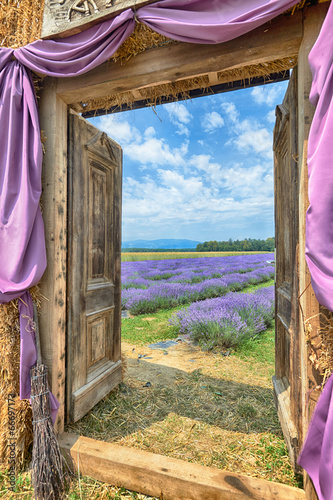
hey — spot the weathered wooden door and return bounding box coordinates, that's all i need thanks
[67,110,122,422]
[273,69,301,471]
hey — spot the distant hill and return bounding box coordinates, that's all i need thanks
[122,239,201,250]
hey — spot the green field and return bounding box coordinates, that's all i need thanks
[121,250,270,262]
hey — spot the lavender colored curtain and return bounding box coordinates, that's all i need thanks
[305,0,333,312]
[298,374,333,500]
[137,0,300,44]
[297,2,333,497]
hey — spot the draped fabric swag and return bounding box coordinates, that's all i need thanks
[0,0,332,496]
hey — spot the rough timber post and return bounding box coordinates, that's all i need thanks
[298,3,329,499]
[38,78,68,434]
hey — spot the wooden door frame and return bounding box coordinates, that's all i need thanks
[38,3,329,497]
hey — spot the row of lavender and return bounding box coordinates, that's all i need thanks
[170,286,274,350]
[121,254,274,315]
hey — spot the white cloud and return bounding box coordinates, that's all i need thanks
[220,102,239,123]
[124,137,187,167]
[165,102,192,124]
[165,102,193,136]
[266,109,276,124]
[202,111,224,133]
[251,85,283,107]
[144,126,156,138]
[235,124,272,159]
[98,114,141,145]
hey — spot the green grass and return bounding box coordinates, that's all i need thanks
[122,307,182,345]
[122,251,270,262]
[121,280,275,347]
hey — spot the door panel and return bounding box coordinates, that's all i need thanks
[273,69,300,470]
[67,110,122,422]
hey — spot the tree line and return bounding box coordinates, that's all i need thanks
[196,237,275,252]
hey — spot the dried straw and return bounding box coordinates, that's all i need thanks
[30,363,68,499]
[0,287,42,472]
[0,0,45,48]
[304,308,333,384]
[80,56,296,114]
[111,22,175,65]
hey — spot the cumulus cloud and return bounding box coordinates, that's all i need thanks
[266,109,276,124]
[202,111,224,132]
[125,137,188,167]
[165,102,193,136]
[98,114,141,145]
[220,102,239,123]
[251,85,284,107]
[235,124,272,159]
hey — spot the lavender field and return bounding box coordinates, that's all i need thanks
[171,286,274,350]
[121,253,274,315]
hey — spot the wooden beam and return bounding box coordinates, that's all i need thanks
[41,0,158,39]
[60,433,306,500]
[57,9,303,105]
[39,80,68,434]
[297,3,329,499]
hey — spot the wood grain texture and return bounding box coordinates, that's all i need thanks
[39,79,68,434]
[67,111,122,422]
[42,0,157,39]
[296,4,329,499]
[56,10,303,105]
[60,433,306,500]
[273,69,300,471]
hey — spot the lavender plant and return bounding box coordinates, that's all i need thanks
[121,253,274,314]
[170,286,275,350]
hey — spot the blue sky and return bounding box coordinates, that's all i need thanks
[89,80,289,244]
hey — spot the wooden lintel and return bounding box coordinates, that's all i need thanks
[56,9,303,105]
[60,433,306,500]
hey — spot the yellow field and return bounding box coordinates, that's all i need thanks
[121,251,269,262]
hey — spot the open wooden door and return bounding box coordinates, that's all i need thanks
[67,110,122,423]
[273,69,302,471]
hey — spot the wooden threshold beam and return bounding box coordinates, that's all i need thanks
[57,9,303,105]
[60,433,306,500]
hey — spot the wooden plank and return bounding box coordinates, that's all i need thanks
[72,361,122,422]
[273,376,299,471]
[38,79,68,434]
[57,10,303,105]
[67,111,123,423]
[41,0,158,39]
[297,4,329,499]
[60,433,306,500]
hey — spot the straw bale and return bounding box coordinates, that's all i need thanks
[111,22,175,65]
[304,308,333,384]
[0,0,45,48]
[0,287,42,471]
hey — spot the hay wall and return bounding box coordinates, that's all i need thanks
[0,288,42,471]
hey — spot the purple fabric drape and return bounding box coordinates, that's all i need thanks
[306,0,333,312]
[0,54,46,302]
[18,291,59,423]
[15,10,135,77]
[137,0,299,44]
[298,374,333,500]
